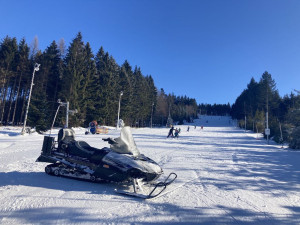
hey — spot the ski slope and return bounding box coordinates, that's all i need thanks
[0,116,299,225]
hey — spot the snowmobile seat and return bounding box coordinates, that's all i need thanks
[68,141,101,158]
[75,141,96,153]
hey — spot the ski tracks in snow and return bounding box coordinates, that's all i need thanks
[1,118,300,224]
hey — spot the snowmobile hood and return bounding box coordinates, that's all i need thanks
[110,127,140,157]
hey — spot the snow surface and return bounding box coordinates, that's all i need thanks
[0,116,300,225]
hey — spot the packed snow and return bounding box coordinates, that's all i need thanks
[0,116,300,225]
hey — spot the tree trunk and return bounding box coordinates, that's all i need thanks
[19,83,29,124]
[0,77,10,123]
[6,76,17,123]
[11,72,23,125]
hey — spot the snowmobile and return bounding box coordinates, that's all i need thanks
[36,126,177,199]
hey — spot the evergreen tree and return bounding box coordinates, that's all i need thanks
[94,47,120,126]
[80,42,96,126]
[60,32,87,127]
[0,36,18,124]
[119,60,134,126]
[132,66,148,127]
[28,87,48,133]
[0,33,203,132]
[11,38,30,125]
[154,89,168,126]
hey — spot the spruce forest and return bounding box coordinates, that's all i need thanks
[0,33,198,132]
[0,33,299,149]
[230,72,300,149]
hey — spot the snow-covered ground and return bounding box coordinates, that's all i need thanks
[0,116,299,225]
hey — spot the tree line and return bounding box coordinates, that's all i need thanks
[230,71,300,149]
[0,33,198,132]
[2,33,299,148]
[198,103,231,116]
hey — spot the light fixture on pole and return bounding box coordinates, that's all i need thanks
[117,91,123,129]
[21,63,40,134]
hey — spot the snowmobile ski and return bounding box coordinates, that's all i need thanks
[115,172,177,199]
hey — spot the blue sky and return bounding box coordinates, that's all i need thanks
[1,0,300,104]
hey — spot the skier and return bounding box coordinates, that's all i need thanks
[175,128,181,138]
[167,126,174,138]
[174,128,179,138]
[187,126,190,132]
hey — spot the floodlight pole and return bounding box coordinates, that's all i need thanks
[21,63,40,134]
[266,87,269,144]
[150,102,154,128]
[117,91,123,129]
[266,111,269,144]
[66,101,69,128]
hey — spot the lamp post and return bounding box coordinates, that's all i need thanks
[265,86,270,144]
[150,102,154,128]
[117,91,123,129]
[21,63,40,134]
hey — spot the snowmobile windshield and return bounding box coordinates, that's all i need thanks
[110,126,140,157]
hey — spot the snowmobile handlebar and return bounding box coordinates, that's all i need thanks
[102,138,117,145]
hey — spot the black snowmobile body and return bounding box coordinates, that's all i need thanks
[36,127,163,183]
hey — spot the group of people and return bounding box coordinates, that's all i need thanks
[167,124,205,138]
[167,126,181,138]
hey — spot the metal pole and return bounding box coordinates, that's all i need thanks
[56,99,75,129]
[151,102,154,128]
[266,111,269,144]
[49,104,61,135]
[266,83,269,144]
[21,63,40,134]
[66,101,69,128]
[117,91,123,129]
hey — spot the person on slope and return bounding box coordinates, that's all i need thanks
[167,126,174,138]
[174,128,180,138]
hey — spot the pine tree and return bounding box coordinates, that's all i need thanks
[94,47,120,126]
[119,60,134,126]
[154,89,168,126]
[258,71,280,113]
[79,42,96,126]
[60,32,87,127]
[132,66,146,127]
[11,38,30,125]
[0,36,18,124]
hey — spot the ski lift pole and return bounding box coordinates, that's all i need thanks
[57,100,77,129]
[21,63,40,135]
[49,103,61,136]
[66,101,69,128]
[117,91,123,129]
